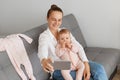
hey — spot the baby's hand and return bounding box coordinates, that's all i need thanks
[60,42,66,48]
[66,43,72,49]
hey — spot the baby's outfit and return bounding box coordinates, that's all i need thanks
[0,34,36,80]
[55,42,84,80]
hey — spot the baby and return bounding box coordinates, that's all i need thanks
[55,29,85,80]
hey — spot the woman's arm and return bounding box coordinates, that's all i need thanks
[38,31,54,72]
[55,43,66,57]
[70,33,88,62]
[38,34,49,61]
[84,62,91,80]
[70,33,90,79]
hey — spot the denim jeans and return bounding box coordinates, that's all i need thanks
[52,61,108,80]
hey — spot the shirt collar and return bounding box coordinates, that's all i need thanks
[47,28,55,39]
[47,27,62,40]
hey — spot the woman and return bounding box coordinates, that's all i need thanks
[38,4,108,80]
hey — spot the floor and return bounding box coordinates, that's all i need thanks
[112,70,120,80]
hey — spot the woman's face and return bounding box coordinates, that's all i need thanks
[47,11,63,31]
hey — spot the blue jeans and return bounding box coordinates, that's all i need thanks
[52,61,108,80]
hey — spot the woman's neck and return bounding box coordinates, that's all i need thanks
[50,29,59,40]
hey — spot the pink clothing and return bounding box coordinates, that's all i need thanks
[56,42,84,69]
[61,62,84,80]
[0,34,36,80]
[55,42,85,80]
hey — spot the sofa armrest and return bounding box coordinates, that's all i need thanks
[85,47,120,78]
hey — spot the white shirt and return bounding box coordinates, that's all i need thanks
[38,28,88,62]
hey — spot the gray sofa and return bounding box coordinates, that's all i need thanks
[0,14,120,80]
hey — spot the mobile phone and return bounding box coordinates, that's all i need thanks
[51,60,71,70]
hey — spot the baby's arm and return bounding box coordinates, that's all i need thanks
[55,44,66,58]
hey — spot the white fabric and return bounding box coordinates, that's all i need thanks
[0,34,36,80]
[38,28,88,62]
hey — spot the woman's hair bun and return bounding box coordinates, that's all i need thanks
[47,4,63,18]
[51,4,58,9]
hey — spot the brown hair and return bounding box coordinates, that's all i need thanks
[58,29,70,37]
[47,4,63,18]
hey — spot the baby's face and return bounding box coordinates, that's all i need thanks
[59,33,71,44]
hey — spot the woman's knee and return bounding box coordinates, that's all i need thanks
[89,61,107,75]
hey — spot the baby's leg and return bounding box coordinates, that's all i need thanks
[23,58,36,80]
[61,70,73,80]
[76,61,85,80]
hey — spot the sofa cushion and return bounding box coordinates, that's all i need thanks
[0,52,21,80]
[21,35,50,80]
[0,70,8,80]
[0,52,11,68]
[85,47,120,78]
[3,65,20,80]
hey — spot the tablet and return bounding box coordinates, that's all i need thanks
[52,60,71,70]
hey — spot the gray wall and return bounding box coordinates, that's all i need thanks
[0,0,120,49]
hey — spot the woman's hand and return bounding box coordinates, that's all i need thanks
[84,62,91,80]
[41,58,54,73]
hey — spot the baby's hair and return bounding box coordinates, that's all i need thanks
[47,4,63,18]
[58,29,70,37]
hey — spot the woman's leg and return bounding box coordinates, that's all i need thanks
[52,70,64,80]
[61,70,73,80]
[89,61,108,80]
[53,70,76,80]
[53,61,108,80]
